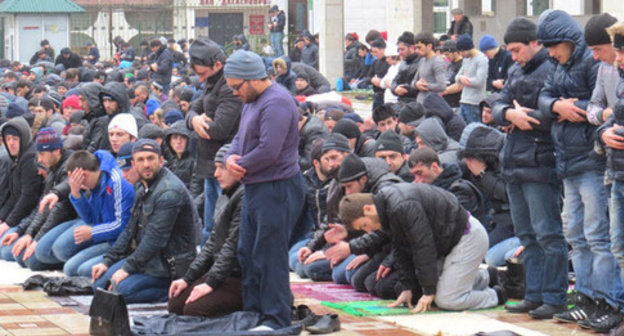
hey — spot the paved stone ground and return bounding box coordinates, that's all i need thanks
[0,259,601,336]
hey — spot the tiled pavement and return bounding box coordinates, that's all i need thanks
[0,260,600,335]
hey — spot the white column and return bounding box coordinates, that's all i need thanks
[318,0,344,86]
[385,0,433,48]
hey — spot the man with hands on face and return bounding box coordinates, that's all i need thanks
[33,150,134,277]
[338,184,505,313]
[92,139,198,303]
[168,144,244,317]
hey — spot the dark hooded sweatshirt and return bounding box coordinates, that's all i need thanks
[0,117,44,226]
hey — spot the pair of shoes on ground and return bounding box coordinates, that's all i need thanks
[504,299,566,319]
[291,304,340,334]
[553,293,623,333]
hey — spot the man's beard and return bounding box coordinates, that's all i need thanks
[320,166,338,179]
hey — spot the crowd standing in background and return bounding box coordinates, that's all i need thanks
[3,4,624,334]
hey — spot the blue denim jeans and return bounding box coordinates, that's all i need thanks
[288,238,310,272]
[295,254,356,284]
[63,242,109,276]
[203,178,222,243]
[611,180,624,282]
[563,171,622,306]
[93,259,170,304]
[34,219,78,265]
[506,181,568,305]
[460,103,481,124]
[0,227,18,261]
[51,219,103,270]
[485,237,522,267]
[271,32,284,57]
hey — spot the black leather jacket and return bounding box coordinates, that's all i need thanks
[103,167,199,279]
[182,184,243,289]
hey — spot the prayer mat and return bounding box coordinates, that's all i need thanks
[322,300,509,317]
[290,283,377,302]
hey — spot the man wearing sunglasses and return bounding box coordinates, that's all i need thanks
[223,50,305,332]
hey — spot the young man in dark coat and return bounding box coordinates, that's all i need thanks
[54,48,82,70]
[339,183,503,312]
[492,17,567,320]
[148,39,174,94]
[538,9,620,324]
[185,38,242,242]
[447,8,473,40]
[168,144,243,317]
[0,117,44,238]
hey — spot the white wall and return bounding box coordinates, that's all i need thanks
[312,0,385,45]
[552,0,582,15]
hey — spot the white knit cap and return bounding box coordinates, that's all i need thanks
[108,113,138,139]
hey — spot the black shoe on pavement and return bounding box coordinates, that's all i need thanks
[306,314,340,334]
[529,303,567,319]
[588,300,623,333]
[553,293,596,323]
[493,285,508,305]
[505,300,542,313]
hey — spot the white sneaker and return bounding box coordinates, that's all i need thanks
[249,325,275,332]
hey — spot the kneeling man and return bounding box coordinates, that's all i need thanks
[338,183,505,312]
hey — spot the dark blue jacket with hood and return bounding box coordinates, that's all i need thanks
[537,9,602,178]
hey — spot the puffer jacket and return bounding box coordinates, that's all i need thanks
[0,117,44,226]
[151,45,174,85]
[430,162,485,223]
[487,48,513,92]
[103,167,199,279]
[391,53,421,103]
[100,82,148,129]
[374,183,469,295]
[165,121,195,189]
[299,115,328,171]
[537,9,602,178]
[54,52,82,70]
[414,117,460,165]
[303,166,332,229]
[457,124,512,242]
[422,93,466,141]
[79,83,110,152]
[344,43,361,79]
[99,81,131,114]
[291,62,331,93]
[302,43,319,70]
[492,47,557,184]
[0,147,10,207]
[447,16,473,37]
[185,69,242,179]
[396,161,414,183]
[182,184,243,289]
[307,157,402,251]
[15,150,76,238]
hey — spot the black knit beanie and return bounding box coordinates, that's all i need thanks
[399,102,425,126]
[584,13,618,46]
[375,130,404,154]
[504,17,537,45]
[332,119,360,140]
[338,153,367,183]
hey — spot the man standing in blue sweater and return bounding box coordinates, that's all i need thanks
[224,50,306,331]
[34,150,134,276]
